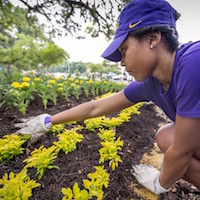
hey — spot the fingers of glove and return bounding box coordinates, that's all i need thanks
[14,127,31,135]
[14,116,35,129]
[14,123,26,129]
[132,164,159,174]
[21,117,35,123]
[131,164,160,185]
[131,164,159,194]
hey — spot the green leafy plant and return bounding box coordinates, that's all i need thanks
[74,85,82,99]
[62,81,70,101]
[94,81,99,96]
[9,80,34,116]
[102,117,123,129]
[62,166,109,200]
[0,168,40,199]
[82,80,90,97]
[99,137,123,171]
[62,182,89,200]
[83,166,109,199]
[54,126,83,155]
[50,123,66,135]
[89,79,96,96]
[48,79,58,106]
[24,145,59,180]
[0,134,28,163]
[34,79,51,109]
[97,129,116,142]
[84,116,105,132]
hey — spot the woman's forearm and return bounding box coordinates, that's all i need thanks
[159,145,191,189]
[50,91,134,125]
[51,100,98,124]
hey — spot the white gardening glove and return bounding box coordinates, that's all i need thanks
[15,114,53,145]
[131,164,170,194]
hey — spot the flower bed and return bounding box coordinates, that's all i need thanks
[0,70,199,199]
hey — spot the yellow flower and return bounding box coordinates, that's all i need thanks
[75,79,79,84]
[60,76,64,79]
[21,82,30,88]
[70,83,75,87]
[23,77,30,82]
[95,81,99,85]
[89,80,94,84]
[57,87,63,93]
[11,82,21,89]
[68,77,73,81]
[58,83,63,87]
[34,77,40,81]
[49,80,56,84]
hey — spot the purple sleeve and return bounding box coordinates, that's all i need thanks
[175,47,200,118]
[124,79,153,103]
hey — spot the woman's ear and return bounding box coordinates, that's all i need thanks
[149,32,162,48]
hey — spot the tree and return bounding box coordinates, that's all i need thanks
[86,60,121,79]
[0,2,46,48]
[39,43,69,69]
[0,34,41,69]
[8,0,130,39]
[70,61,86,74]
[0,3,69,70]
[86,62,105,78]
[102,59,121,74]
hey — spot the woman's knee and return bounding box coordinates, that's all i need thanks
[155,123,175,153]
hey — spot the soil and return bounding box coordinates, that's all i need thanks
[0,93,200,200]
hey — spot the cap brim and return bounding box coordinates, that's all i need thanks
[101,33,128,62]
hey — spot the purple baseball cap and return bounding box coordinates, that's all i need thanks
[101,0,176,62]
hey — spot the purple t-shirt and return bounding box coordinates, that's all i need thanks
[124,41,200,121]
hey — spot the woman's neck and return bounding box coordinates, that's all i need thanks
[153,50,176,91]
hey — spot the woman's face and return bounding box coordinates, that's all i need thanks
[118,35,157,82]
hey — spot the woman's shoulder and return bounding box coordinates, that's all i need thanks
[178,41,200,56]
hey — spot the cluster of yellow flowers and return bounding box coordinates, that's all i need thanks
[48,79,56,85]
[34,77,40,81]
[11,77,31,89]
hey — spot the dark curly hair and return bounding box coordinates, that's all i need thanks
[128,10,181,52]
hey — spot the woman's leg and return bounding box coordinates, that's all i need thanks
[155,123,200,189]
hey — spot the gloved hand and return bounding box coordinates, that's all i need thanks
[15,114,53,145]
[131,164,170,194]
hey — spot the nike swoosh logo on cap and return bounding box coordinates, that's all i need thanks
[129,20,142,29]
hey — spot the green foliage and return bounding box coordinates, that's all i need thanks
[24,145,59,180]
[0,168,40,200]
[62,166,109,200]
[86,62,104,75]
[0,134,28,164]
[0,2,69,70]
[97,129,116,142]
[62,182,88,200]
[54,126,83,155]
[8,78,35,116]
[84,116,105,132]
[50,123,66,135]
[102,117,123,129]
[40,43,69,68]
[33,77,51,109]
[83,166,110,199]
[99,137,123,171]
[9,0,129,39]
[69,61,86,74]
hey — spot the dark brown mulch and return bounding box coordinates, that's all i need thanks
[0,93,199,199]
